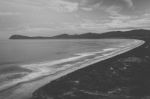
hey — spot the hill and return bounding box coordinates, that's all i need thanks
[10,29,150,40]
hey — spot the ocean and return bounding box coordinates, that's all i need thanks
[0,39,142,91]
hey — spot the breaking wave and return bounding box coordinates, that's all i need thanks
[0,39,145,92]
[0,48,118,91]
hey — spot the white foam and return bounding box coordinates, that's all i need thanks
[0,47,128,91]
[102,48,117,51]
[0,50,105,91]
[21,54,88,70]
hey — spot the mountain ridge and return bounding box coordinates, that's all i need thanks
[9,29,150,40]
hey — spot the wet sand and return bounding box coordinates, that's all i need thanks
[0,40,145,99]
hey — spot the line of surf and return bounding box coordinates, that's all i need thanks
[0,40,145,93]
[0,40,145,99]
[0,47,118,92]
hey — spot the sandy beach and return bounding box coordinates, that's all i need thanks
[0,40,145,99]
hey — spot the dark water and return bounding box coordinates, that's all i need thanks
[0,39,137,91]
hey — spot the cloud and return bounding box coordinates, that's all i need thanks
[0,12,20,16]
[23,27,55,32]
[4,0,134,13]
[123,0,133,7]
[66,11,150,32]
[3,0,79,12]
[0,0,150,36]
[105,6,122,16]
[48,0,79,12]
[80,3,101,11]
[64,0,102,11]
[72,0,134,8]
[79,0,101,6]
[81,7,93,11]
[105,13,150,30]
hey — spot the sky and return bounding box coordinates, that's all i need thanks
[0,0,150,38]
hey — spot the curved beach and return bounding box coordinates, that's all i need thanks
[0,39,145,99]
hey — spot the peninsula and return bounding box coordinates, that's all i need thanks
[9,29,150,40]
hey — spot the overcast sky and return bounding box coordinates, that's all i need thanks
[0,0,150,38]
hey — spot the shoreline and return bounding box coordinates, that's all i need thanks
[0,40,145,99]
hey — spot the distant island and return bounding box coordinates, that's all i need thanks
[9,29,150,40]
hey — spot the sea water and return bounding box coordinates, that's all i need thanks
[0,39,141,91]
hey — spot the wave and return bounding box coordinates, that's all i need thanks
[0,48,118,91]
[0,39,144,92]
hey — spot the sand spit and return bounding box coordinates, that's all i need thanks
[0,39,145,99]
